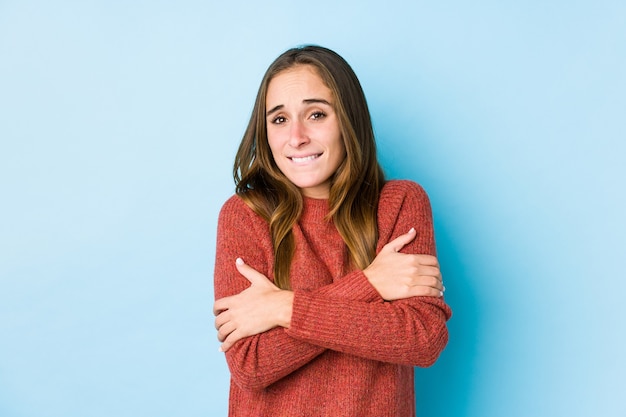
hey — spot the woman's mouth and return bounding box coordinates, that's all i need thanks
[289,154,322,163]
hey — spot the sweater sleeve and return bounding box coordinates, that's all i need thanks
[214,196,329,390]
[214,196,408,390]
[285,181,452,366]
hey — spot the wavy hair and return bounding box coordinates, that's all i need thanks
[234,45,385,289]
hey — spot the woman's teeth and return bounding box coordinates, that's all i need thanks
[291,154,319,163]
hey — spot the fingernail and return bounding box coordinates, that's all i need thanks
[218,346,224,352]
[409,227,415,233]
[439,291,444,297]
[236,258,244,265]
[442,285,446,292]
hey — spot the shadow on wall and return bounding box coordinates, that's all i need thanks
[413,218,480,416]
[374,107,482,416]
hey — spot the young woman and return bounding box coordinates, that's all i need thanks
[213,45,451,417]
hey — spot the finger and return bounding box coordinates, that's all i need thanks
[383,228,417,253]
[415,265,442,281]
[235,258,272,286]
[217,320,237,343]
[408,285,445,298]
[220,329,244,352]
[411,275,444,291]
[214,310,230,330]
[414,254,439,267]
[213,297,231,316]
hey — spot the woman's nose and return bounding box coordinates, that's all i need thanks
[288,120,310,147]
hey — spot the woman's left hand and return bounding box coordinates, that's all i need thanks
[214,258,294,352]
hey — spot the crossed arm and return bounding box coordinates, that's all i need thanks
[212,186,451,390]
[214,227,444,352]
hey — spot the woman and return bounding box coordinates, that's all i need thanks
[213,45,451,417]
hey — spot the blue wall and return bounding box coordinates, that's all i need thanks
[1,1,624,416]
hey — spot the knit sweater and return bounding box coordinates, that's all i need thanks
[214,180,452,417]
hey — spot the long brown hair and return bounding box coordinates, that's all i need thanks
[234,45,385,289]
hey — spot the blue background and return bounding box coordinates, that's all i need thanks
[1,1,624,416]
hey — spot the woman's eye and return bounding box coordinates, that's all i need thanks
[272,116,286,124]
[310,111,326,120]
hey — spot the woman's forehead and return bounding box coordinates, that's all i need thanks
[266,65,333,105]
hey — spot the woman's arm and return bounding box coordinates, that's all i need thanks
[214,257,294,350]
[287,284,450,366]
[214,195,442,389]
[213,196,328,390]
[285,181,451,366]
[215,229,443,351]
[214,182,451,387]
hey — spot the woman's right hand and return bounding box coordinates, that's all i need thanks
[363,228,444,301]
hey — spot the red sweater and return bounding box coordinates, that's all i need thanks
[214,180,452,417]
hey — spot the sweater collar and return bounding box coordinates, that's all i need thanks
[301,196,331,224]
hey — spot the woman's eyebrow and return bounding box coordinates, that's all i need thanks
[266,104,283,117]
[266,98,332,117]
[303,98,332,106]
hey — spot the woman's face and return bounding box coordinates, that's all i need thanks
[265,65,345,199]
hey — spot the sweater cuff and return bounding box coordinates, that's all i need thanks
[314,270,382,302]
[287,290,333,341]
[287,272,382,341]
